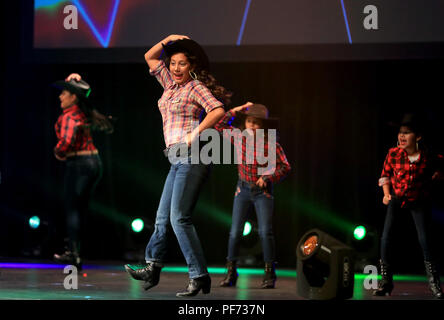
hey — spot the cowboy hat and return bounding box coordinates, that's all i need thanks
[53,79,92,100]
[388,112,426,135]
[232,104,279,129]
[161,38,210,72]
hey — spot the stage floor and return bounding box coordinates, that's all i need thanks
[0,260,440,300]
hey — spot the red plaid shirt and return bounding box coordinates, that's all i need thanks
[215,110,291,184]
[54,105,96,158]
[379,147,435,207]
[150,61,224,148]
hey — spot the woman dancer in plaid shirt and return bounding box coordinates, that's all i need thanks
[374,113,443,298]
[52,73,113,270]
[124,35,246,297]
[215,103,291,289]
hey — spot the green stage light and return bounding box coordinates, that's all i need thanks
[29,216,40,229]
[131,219,144,233]
[353,225,367,240]
[243,221,252,236]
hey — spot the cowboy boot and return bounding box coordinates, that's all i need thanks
[424,261,443,299]
[219,260,238,287]
[373,259,394,296]
[124,262,162,290]
[176,274,211,297]
[261,262,277,289]
[54,251,83,271]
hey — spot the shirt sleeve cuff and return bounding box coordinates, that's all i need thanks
[378,177,390,186]
[206,103,224,114]
[149,60,164,76]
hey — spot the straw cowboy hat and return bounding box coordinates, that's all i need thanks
[232,104,279,129]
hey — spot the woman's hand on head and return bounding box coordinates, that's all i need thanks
[167,34,190,42]
[66,73,82,81]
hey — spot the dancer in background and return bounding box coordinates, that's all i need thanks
[53,73,114,270]
[374,113,443,299]
[215,103,291,289]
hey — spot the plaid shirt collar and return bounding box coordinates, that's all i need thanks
[394,147,424,164]
[62,104,80,114]
[172,78,192,89]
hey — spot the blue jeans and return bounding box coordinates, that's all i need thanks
[380,197,434,264]
[227,180,275,262]
[145,160,211,279]
[64,155,103,255]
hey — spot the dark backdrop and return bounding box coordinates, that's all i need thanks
[2,1,444,274]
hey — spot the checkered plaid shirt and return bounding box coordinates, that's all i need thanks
[379,147,438,207]
[54,105,96,158]
[150,61,224,148]
[215,110,291,185]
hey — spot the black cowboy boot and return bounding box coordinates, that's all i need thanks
[219,261,238,287]
[124,262,162,290]
[373,259,394,296]
[176,274,211,297]
[424,260,443,299]
[261,262,277,289]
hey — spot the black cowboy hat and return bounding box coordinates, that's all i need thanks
[388,112,426,135]
[53,79,92,100]
[232,104,279,129]
[162,38,210,72]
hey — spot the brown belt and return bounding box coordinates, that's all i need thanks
[66,150,99,157]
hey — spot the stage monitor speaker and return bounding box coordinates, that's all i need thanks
[296,228,355,300]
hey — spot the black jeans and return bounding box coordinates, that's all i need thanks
[64,154,102,255]
[380,197,434,264]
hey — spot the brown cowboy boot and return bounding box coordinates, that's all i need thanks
[261,262,277,289]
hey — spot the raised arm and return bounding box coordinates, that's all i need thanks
[214,102,253,132]
[144,34,190,71]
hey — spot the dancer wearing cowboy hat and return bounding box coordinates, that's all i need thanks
[52,73,114,270]
[375,113,444,298]
[215,103,291,289]
[124,34,249,297]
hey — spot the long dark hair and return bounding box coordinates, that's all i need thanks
[166,52,233,106]
[77,98,114,134]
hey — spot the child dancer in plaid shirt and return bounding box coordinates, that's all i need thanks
[215,103,291,289]
[374,113,443,298]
